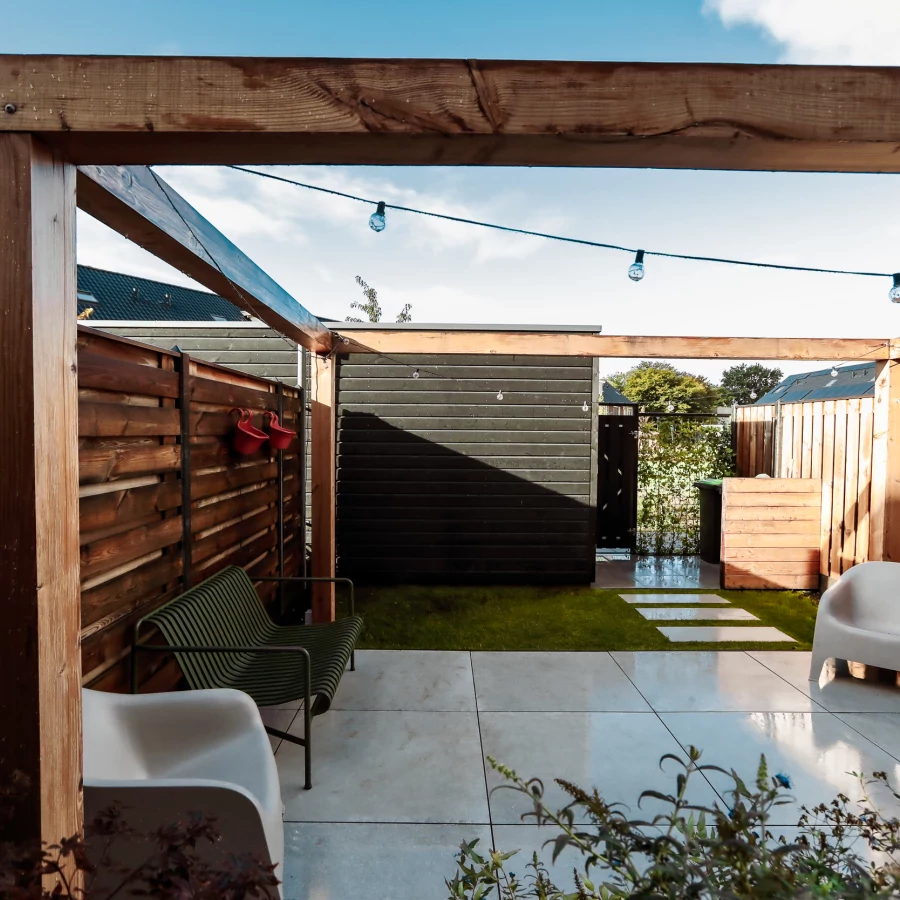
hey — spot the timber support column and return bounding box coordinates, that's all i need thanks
[870,357,900,562]
[310,353,337,622]
[0,136,81,842]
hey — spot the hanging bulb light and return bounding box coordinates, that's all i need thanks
[890,274,900,303]
[750,390,757,400]
[582,400,589,412]
[497,389,504,401]
[412,368,420,379]
[628,249,646,282]
[831,366,839,378]
[368,201,387,233]
[666,403,675,412]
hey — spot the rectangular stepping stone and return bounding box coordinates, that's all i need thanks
[657,626,795,643]
[620,593,729,605]
[638,607,758,621]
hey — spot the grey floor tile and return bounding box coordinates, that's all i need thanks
[750,651,900,713]
[278,710,489,823]
[638,607,757,621]
[282,822,490,900]
[331,650,476,712]
[479,711,720,824]
[612,651,818,712]
[832,712,900,762]
[658,626,795,643]
[491,825,590,892]
[659,711,900,825]
[621,593,729,604]
[472,651,651,712]
[258,708,296,754]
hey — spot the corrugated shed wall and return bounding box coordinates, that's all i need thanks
[97,325,300,385]
[335,354,598,584]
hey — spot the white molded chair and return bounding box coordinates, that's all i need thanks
[83,687,283,897]
[809,561,900,681]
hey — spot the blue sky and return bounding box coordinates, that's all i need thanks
[7,0,900,381]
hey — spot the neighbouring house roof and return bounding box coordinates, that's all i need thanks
[599,380,635,405]
[755,362,877,405]
[77,265,248,322]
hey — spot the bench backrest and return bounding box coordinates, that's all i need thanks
[139,566,273,690]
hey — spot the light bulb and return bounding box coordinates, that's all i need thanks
[582,400,589,412]
[368,201,386,233]
[831,367,839,378]
[750,390,757,400]
[890,273,900,303]
[497,390,504,401]
[628,249,645,282]
[666,403,675,412]
[412,369,420,379]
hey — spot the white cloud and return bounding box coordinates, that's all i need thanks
[705,0,900,64]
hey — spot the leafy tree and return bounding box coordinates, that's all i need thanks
[346,276,412,323]
[720,363,783,405]
[607,361,720,414]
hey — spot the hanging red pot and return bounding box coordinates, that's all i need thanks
[232,408,268,455]
[264,411,297,450]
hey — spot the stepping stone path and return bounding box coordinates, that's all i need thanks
[620,593,795,643]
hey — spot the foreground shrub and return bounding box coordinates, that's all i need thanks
[447,747,900,899]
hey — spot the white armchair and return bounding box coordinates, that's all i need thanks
[809,561,900,681]
[83,687,284,897]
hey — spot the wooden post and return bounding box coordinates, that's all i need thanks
[310,354,336,622]
[0,135,81,843]
[870,359,900,561]
[178,352,193,590]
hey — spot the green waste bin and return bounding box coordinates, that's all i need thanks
[694,479,723,564]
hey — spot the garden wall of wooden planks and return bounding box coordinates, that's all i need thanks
[721,478,821,589]
[734,400,875,586]
[77,326,303,693]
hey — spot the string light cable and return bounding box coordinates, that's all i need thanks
[226,165,900,298]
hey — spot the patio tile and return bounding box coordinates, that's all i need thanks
[659,711,900,825]
[611,651,818,712]
[749,651,900,713]
[330,650,476,712]
[621,593,729,604]
[472,651,651,712]
[277,710,489,823]
[282,822,489,900]
[258,708,296,754]
[831,713,900,762]
[479,711,721,824]
[657,626,795,643]
[637,607,758,621]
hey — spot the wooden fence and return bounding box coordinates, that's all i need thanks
[721,478,821,589]
[77,326,303,693]
[734,399,876,586]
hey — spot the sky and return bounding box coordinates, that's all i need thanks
[6,0,900,383]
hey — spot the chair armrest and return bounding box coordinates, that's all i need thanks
[254,575,355,617]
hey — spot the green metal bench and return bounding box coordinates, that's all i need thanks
[133,566,363,789]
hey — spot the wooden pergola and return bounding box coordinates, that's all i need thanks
[3,55,900,846]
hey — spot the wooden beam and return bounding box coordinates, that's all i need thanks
[338,331,892,361]
[309,355,336,622]
[0,135,81,843]
[869,360,900,562]
[3,57,900,172]
[76,165,332,353]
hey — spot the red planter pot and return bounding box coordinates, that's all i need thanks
[265,411,297,451]
[232,408,268,455]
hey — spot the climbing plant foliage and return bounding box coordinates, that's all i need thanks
[636,417,734,555]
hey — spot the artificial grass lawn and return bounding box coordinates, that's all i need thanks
[356,585,818,652]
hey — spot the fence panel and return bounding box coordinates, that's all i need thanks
[734,398,874,586]
[77,326,303,693]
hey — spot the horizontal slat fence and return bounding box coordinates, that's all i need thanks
[734,399,875,586]
[77,326,303,692]
[335,354,598,583]
[721,478,821,589]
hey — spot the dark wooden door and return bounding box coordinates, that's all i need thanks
[596,415,638,550]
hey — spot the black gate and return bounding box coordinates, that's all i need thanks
[596,414,638,550]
